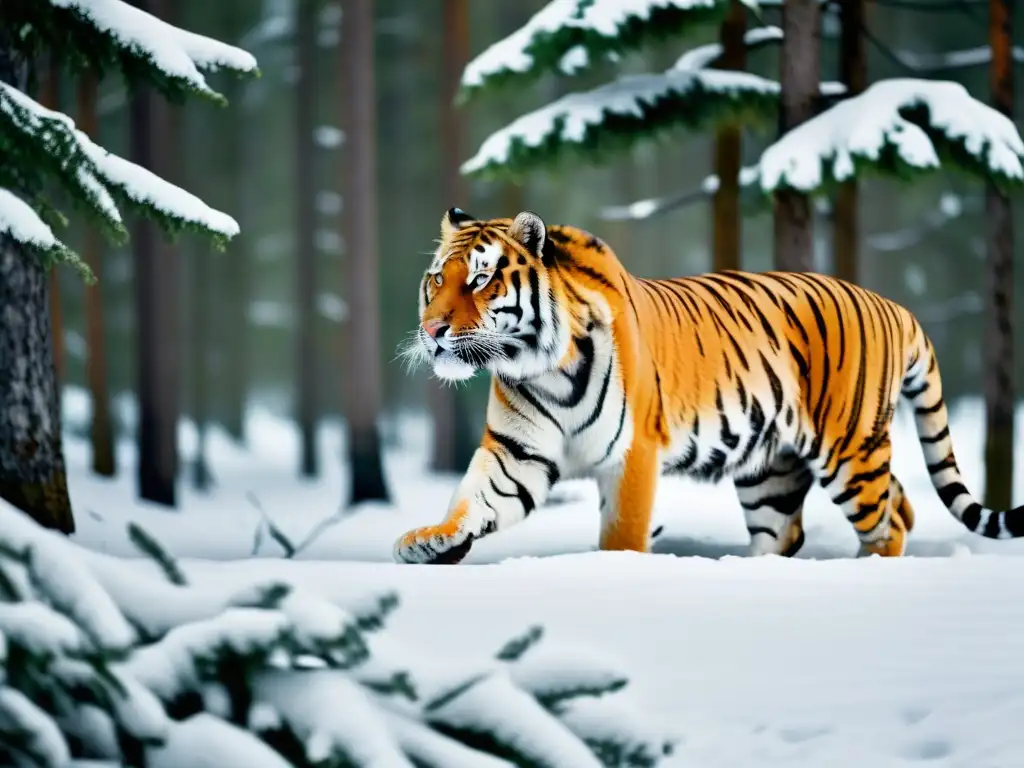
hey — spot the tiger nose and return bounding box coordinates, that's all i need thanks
[422,319,450,339]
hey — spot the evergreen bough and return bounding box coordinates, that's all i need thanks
[0,503,676,767]
[0,0,260,282]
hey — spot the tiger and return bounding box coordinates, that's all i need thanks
[393,207,1024,565]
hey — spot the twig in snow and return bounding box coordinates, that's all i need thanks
[246,492,296,557]
[246,492,349,559]
[127,521,188,586]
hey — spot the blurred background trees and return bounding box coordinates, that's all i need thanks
[30,0,1023,511]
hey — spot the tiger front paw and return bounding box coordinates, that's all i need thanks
[393,525,474,565]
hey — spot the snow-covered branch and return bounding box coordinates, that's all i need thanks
[0,79,240,272]
[460,0,728,101]
[462,34,844,179]
[759,78,1024,196]
[9,0,259,105]
[0,499,676,766]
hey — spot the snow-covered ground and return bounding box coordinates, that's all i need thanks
[64,388,1024,766]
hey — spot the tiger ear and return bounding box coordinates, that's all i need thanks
[441,207,475,237]
[508,210,546,255]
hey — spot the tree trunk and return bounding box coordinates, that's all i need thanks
[711,0,746,273]
[0,40,74,533]
[129,0,180,507]
[222,72,249,445]
[340,0,390,505]
[983,0,1015,510]
[429,0,478,474]
[773,0,820,272]
[296,0,319,478]
[37,51,66,384]
[77,72,116,478]
[833,0,868,284]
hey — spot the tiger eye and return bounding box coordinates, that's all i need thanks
[433,273,443,286]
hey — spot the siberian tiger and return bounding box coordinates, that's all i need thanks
[394,207,1024,564]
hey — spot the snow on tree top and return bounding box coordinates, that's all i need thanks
[759,78,1024,194]
[462,49,843,178]
[49,0,258,101]
[460,0,725,99]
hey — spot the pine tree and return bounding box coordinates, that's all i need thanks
[456,0,1024,275]
[0,503,676,765]
[0,0,259,527]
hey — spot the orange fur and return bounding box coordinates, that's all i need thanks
[393,210,1024,565]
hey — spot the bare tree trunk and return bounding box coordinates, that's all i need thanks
[773,0,820,272]
[222,73,249,445]
[711,0,746,273]
[296,0,319,478]
[37,51,66,384]
[77,72,116,478]
[429,0,478,474]
[340,0,389,505]
[833,0,867,284]
[983,0,1015,510]
[0,39,74,533]
[130,0,180,507]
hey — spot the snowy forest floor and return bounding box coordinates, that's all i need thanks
[61,387,1024,766]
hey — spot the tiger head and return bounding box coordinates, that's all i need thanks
[407,207,572,383]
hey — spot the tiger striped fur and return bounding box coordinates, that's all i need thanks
[393,208,1024,565]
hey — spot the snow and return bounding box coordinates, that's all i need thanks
[0,80,239,242]
[81,139,240,237]
[253,670,413,766]
[673,25,782,71]
[461,0,719,92]
[462,0,580,89]
[148,714,292,768]
[49,0,257,99]
[463,70,775,175]
[463,35,842,175]
[760,78,1024,193]
[0,189,61,251]
[0,687,71,766]
[47,387,1024,765]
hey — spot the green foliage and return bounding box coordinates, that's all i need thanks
[3,1,259,106]
[464,72,780,180]
[0,504,676,767]
[458,0,729,103]
[0,0,256,280]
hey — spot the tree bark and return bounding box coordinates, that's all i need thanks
[129,0,180,507]
[0,39,74,533]
[833,0,868,284]
[296,0,319,478]
[36,51,66,384]
[711,0,746,273]
[77,72,116,478]
[340,0,390,505]
[983,0,1015,511]
[222,72,249,445]
[773,0,820,272]
[429,0,478,474]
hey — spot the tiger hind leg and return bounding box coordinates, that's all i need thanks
[734,453,814,557]
[823,439,910,557]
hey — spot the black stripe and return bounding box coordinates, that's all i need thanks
[488,429,560,485]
